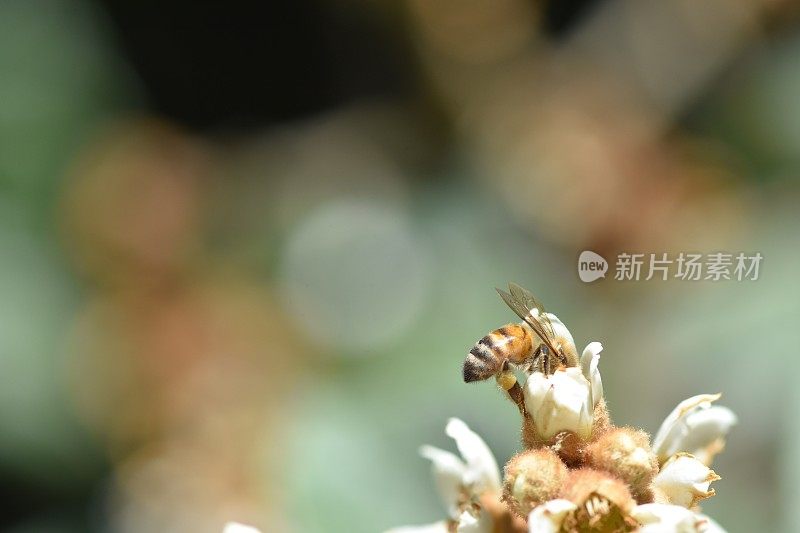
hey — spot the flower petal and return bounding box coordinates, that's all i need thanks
[676,406,737,466]
[652,453,719,508]
[527,499,578,533]
[632,503,706,532]
[384,521,450,533]
[580,342,604,407]
[653,394,720,454]
[419,445,468,518]
[445,418,501,493]
[524,367,594,440]
[652,394,736,464]
[544,313,576,354]
[223,523,261,533]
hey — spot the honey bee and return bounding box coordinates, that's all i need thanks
[463,283,578,386]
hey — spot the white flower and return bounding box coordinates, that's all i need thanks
[544,312,577,356]
[632,503,726,532]
[579,341,604,407]
[524,366,594,440]
[417,445,468,519]
[527,499,578,533]
[443,418,501,493]
[652,394,737,465]
[652,453,720,508]
[417,418,501,515]
[386,418,500,533]
[223,523,261,533]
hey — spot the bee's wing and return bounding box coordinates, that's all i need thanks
[496,286,531,322]
[507,283,557,339]
[496,284,557,350]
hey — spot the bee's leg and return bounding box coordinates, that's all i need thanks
[540,345,551,375]
[531,344,543,374]
[558,348,568,367]
[506,381,526,417]
[496,360,526,416]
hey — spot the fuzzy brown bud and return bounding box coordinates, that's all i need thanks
[502,448,568,517]
[585,427,659,502]
[591,398,612,437]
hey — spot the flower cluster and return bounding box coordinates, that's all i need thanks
[221,310,737,533]
[386,312,737,533]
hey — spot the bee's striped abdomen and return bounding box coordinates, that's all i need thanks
[463,339,496,383]
[462,323,534,382]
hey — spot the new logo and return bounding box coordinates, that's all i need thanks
[578,251,608,283]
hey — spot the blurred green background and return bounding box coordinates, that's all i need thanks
[2,0,799,531]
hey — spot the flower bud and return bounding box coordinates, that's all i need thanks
[502,448,568,517]
[647,485,671,505]
[652,453,720,508]
[652,394,737,466]
[591,398,612,438]
[585,427,659,501]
